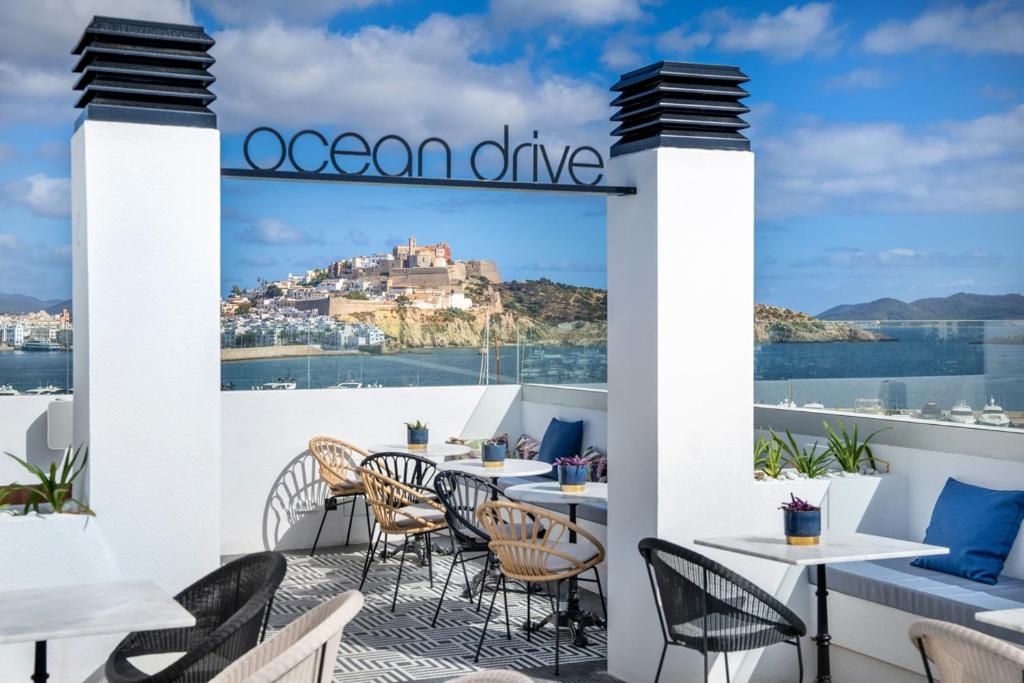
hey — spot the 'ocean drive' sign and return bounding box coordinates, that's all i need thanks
[241,125,606,187]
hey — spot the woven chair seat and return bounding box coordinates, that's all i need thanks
[395,503,447,528]
[671,612,797,652]
[330,480,364,496]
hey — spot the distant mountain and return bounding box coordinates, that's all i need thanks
[818,293,1024,321]
[0,292,71,315]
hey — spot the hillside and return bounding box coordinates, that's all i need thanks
[469,277,607,324]
[818,293,1024,321]
[0,292,71,315]
[755,304,890,343]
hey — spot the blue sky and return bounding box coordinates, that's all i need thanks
[1,0,1022,315]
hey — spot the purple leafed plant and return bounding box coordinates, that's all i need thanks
[555,455,588,467]
[779,494,820,512]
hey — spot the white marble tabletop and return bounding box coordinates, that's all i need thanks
[368,443,471,462]
[505,481,608,505]
[976,608,1024,633]
[694,532,948,567]
[438,458,553,479]
[0,581,195,645]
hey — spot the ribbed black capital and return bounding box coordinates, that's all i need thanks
[610,61,750,156]
[72,16,216,129]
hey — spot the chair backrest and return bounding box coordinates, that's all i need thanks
[361,451,437,492]
[357,466,446,535]
[308,437,366,489]
[477,500,604,581]
[433,470,506,544]
[637,537,804,651]
[210,590,365,683]
[106,551,288,683]
[910,619,1024,683]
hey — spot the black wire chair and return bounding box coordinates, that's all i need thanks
[638,538,806,683]
[360,451,438,496]
[430,470,508,625]
[105,551,288,683]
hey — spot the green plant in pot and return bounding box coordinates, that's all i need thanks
[774,429,832,479]
[0,445,94,515]
[755,431,786,479]
[481,435,508,468]
[405,420,429,450]
[780,494,821,545]
[823,419,891,474]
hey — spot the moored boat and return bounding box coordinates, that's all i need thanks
[978,398,1011,428]
[948,400,976,425]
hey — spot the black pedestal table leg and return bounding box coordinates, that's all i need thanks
[32,641,48,683]
[814,564,832,683]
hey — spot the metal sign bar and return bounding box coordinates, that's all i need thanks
[220,167,637,196]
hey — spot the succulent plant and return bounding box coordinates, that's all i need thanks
[405,420,428,430]
[755,431,786,478]
[774,429,832,479]
[554,455,588,467]
[823,420,890,474]
[779,494,820,512]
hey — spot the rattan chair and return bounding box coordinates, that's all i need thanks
[910,618,1024,683]
[638,538,805,683]
[357,465,448,611]
[308,437,371,556]
[105,552,288,683]
[209,590,364,683]
[476,500,605,675]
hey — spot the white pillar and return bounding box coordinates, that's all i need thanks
[606,63,755,682]
[72,117,222,590]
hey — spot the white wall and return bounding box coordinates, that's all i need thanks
[520,386,607,452]
[0,396,64,482]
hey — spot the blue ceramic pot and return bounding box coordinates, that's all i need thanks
[406,427,429,450]
[558,464,588,492]
[482,443,506,468]
[784,509,821,545]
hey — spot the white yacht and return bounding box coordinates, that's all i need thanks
[918,400,943,421]
[26,385,64,395]
[255,379,297,390]
[333,380,363,389]
[801,401,825,409]
[776,399,797,408]
[855,398,884,415]
[948,400,977,425]
[978,398,1011,428]
[0,384,21,396]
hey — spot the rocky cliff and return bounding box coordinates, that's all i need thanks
[755,304,890,343]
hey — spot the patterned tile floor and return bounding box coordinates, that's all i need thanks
[266,543,618,682]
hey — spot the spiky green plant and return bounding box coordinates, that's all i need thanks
[0,445,94,515]
[774,429,832,479]
[405,420,428,430]
[823,420,890,473]
[755,431,786,478]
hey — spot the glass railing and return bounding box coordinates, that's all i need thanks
[755,320,1024,430]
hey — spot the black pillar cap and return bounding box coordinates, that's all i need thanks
[609,61,750,156]
[72,16,216,130]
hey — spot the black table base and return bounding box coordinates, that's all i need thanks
[814,564,832,683]
[33,640,48,683]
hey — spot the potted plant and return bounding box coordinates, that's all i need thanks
[780,494,821,545]
[555,455,588,492]
[481,435,507,468]
[774,429,832,479]
[405,420,429,450]
[754,431,786,480]
[823,419,891,474]
[0,446,93,515]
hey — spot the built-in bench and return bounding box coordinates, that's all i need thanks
[495,475,608,526]
[809,558,1024,647]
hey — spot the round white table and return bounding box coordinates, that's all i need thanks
[438,458,553,494]
[504,481,608,647]
[368,442,471,463]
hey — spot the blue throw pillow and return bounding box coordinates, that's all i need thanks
[912,478,1024,585]
[536,418,584,479]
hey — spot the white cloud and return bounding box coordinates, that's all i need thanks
[825,67,890,90]
[0,0,192,124]
[240,218,319,245]
[655,27,712,56]
[197,0,391,25]
[211,16,610,146]
[714,3,841,60]
[864,0,1024,55]
[3,173,70,218]
[489,0,646,28]
[757,105,1024,218]
[601,33,645,70]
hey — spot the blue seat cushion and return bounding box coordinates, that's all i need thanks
[911,478,1024,584]
[535,418,584,479]
[496,475,607,525]
[808,558,1024,645]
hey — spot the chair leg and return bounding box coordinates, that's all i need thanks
[501,574,511,639]
[362,496,372,541]
[916,638,935,683]
[477,551,491,612]
[426,533,434,588]
[703,647,709,683]
[392,534,408,612]
[554,579,562,676]
[344,497,356,546]
[475,575,502,663]
[359,525,380,590]
[526,581,532,643]
[593,567,607,622]
[796,639,804,682]
[654,642,668,683]
[460,547,474,601]
[724,651,731,683]
[310,502,331,557]
[432,547,461,627]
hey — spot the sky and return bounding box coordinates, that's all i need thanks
[0,0,1022,315]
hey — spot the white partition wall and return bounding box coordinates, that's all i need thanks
[606,63,756,682]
